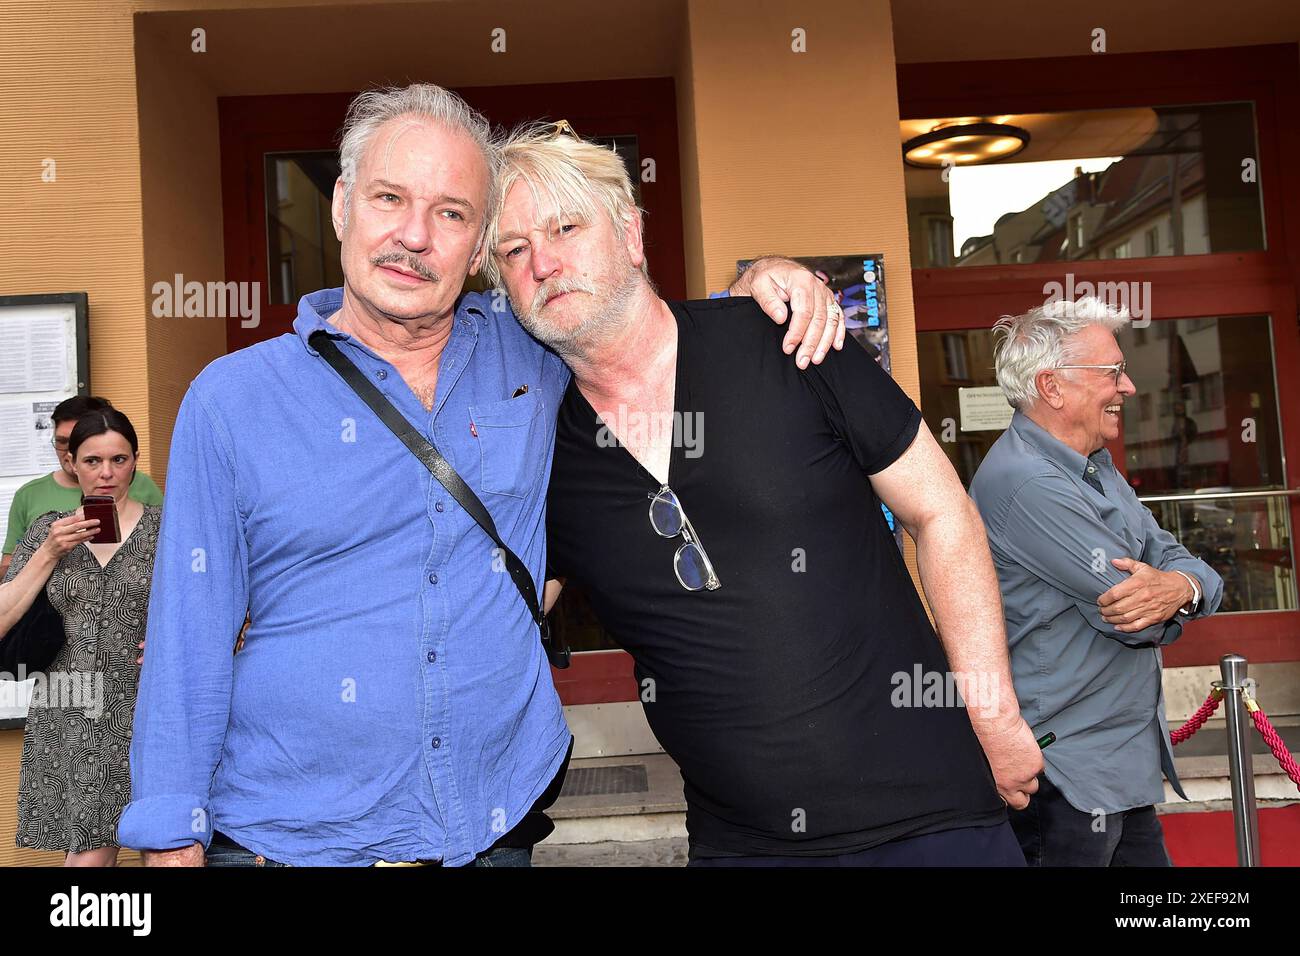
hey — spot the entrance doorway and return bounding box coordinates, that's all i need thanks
[900,45,1300,665]
[217,77,685,706]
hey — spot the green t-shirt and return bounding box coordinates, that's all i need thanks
[2,471,164,554]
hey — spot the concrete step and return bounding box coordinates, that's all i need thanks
[534,837,689,867]
[543,752,687,846]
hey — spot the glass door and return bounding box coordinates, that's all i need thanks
[919,314,1298,620]
[902,44,1300,664]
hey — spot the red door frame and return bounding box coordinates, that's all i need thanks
[218,78,686,353]
[900,44,1300,665]
[217,78,685,704]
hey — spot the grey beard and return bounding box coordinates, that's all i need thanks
[514,267,640,361]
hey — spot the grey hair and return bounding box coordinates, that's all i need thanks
[337,84,502,250]
[992,295,1130,409]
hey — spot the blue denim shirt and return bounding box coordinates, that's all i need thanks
[117,288,573,866]
[970,411,1223,814]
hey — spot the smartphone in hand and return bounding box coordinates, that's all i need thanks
[81,496,120,544]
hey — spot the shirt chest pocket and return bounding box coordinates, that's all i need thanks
[470,391,547,499]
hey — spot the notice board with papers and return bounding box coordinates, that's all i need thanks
[0,293,89,725]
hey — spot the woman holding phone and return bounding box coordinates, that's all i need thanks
[0,407,160,866]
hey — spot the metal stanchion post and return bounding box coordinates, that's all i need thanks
[1217,654,1261,867]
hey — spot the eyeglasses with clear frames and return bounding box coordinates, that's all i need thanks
[647,485,721,592]
[1055,360,1128,386]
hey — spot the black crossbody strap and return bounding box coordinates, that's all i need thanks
[310,330,569,668]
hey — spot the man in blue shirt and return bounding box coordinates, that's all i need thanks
[970,297,1223,866]
[118,84,839,867]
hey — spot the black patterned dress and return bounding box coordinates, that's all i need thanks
[3,507,160,852]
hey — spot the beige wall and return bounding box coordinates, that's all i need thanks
[677,0,924,579]
[0,2,151,473]
[0,0,145,867]
[679,0,918,403]
[135,20,227,488]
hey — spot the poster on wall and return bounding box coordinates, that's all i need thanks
[736,255,902,550]
[0,293,89,726]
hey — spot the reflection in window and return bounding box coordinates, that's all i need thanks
[925,215,954,267]
[942,333,969,380]
[590,134,641,205]
[1118,316,1282,494]
[918,317,1295,613]
[1144,226,1160,256]
[1143,496,1295,613]
[904,102,1264,269]
[265,152,344,305]
[918,329,1001,487]
[1117,314,1292,613]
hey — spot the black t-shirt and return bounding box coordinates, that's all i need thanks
[546,297,1004,857]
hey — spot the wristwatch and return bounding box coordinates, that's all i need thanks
[1173,570,1201,616]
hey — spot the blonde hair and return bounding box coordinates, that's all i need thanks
[482,122,647,287]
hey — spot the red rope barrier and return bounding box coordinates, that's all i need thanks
[1168,686,1299,791]
[1248,703,1300,788]
[1170,689,1222,745]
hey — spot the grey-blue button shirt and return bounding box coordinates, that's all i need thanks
[970,410,1223,814]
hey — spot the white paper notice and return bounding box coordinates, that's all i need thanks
[0,318,68,394]
[0,402,30,475]
[27,319,68,391]
[959,386,1015,432]
[0,400,60,477]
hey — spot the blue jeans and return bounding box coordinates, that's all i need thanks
[1008,774,1172,867]
[204,832,532,868]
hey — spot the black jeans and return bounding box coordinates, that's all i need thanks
[1009,774,1173,867]
[688,822,1027,867]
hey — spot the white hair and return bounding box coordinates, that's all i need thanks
[336,84,501,248]
[992,295,1130,409]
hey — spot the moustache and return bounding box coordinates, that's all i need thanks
[371,252,439,282]
[529,277,597,316]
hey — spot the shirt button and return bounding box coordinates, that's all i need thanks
[377,369,388,380]
[428,573,438,584]
[435,501,445,513]
[427,651,437,663]
[431,737,442,749]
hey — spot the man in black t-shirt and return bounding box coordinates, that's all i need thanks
[485,126,1043,865]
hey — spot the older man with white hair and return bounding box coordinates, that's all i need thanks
[970,296,1223,867]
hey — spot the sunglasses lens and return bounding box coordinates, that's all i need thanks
[649,490,684,537]
[674,543,711,591]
